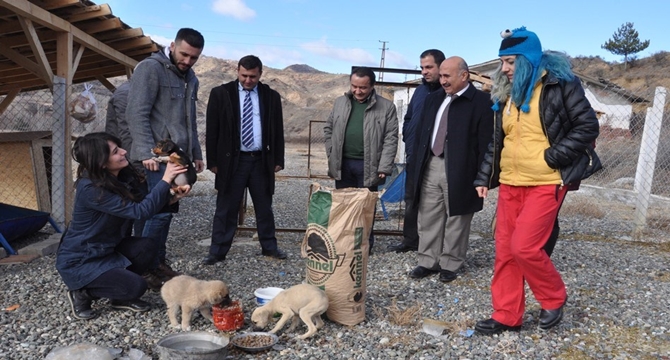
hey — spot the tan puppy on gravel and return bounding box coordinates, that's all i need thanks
[161,275,231,331]
[251,283,329,339]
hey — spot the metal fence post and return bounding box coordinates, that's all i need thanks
[633,86,667,237]
[51,76,66,226]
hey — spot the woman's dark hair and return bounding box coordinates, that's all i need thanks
[72,132,143,202]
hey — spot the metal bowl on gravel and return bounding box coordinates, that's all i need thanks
[230,332,278,353]
[156,332,229,360]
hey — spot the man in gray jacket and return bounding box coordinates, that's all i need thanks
[126,28,205,289]
[324,67,399,253]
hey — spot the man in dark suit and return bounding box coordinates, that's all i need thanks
[203,55,286,265]
[388,49,445,253]
[407,56,494,282]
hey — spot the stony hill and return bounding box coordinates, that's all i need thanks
[192,56,350,142]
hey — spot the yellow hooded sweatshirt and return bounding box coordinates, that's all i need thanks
[499,81,562,186]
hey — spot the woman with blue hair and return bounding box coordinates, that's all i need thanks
[473,27,602,334]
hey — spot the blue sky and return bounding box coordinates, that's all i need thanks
[105,0,667,79]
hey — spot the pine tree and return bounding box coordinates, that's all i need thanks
[601,22,650,70]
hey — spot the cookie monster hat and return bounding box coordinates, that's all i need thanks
[497,26,543,113]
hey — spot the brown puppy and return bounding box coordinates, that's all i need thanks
[161,275,231,331]
[151,139,197,193]
[251,283,329,339]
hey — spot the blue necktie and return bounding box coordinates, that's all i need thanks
[242,90,254,149]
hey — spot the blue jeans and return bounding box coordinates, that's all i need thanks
[141,163,172,268]
[85,236,156,301]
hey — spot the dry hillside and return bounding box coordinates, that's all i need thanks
[192,56,352,142]
[13,52,666,140]
[188,53,670,142]
[571,51,670,99]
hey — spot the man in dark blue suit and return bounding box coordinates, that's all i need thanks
[204,55,286,265]
[388,49,445,253]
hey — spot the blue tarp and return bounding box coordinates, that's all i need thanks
[0,203,59,255]
[379,164,406,220]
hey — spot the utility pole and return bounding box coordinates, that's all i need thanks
[379,40,389,82]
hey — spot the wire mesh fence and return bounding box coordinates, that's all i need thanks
[0,77,668,241]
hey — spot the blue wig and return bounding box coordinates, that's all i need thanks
[492,51,574,112]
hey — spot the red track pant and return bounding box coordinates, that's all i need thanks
[491,184,568,326]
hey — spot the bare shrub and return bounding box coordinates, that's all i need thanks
[385,299,421,327]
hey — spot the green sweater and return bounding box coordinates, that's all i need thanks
[343,99,366,159]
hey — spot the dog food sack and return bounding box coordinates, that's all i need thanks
[301,183,377,326]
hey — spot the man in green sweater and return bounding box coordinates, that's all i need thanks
[324,67,399,254]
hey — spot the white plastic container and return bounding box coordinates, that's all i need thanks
[254,287,284,306]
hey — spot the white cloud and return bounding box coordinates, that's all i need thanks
[147,34,172,47]
[383,50,414,70]
[300,38,376,66]
[212,0,256,21]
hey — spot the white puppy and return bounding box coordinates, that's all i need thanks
[251,283,329,339]
[160,275,231,331]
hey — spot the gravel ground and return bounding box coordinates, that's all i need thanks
[2,166,670,359]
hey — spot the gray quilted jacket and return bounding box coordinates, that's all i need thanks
[126,49,202,162]
[324,89,398,187]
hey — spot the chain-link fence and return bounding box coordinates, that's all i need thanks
[394,81,670,241]
[0,79,113,227]
[1,77,668,242]
[577,83,670,239]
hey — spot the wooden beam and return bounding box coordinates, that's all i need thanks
[0,88,20,115]
[0,68,128,93]
[0,0,138,68]
[55,31,72,80]
[70,42,84,82]
[61,4,112,23]
[95,27,144,42]
[0,39,51,83]
[17,16,53,87]
[95,74,114,91]
[107,36,153,52]
[76,17,122,33]
[27,0,83,11]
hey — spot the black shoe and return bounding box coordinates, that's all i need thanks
[387,242,418,253]
[202,254,226,265]
[111,299,151,312]
[67,289,97,320]
[539,305,564,330]
[142,271,164,291]
[475,318,521,335]
[262,248,287,259]
[155,260,180,281]
[409,266,438,279]
[439,269,458,283]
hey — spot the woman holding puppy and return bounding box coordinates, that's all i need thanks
[56,132,189,320]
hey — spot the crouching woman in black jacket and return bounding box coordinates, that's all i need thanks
[56,132,189,320]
